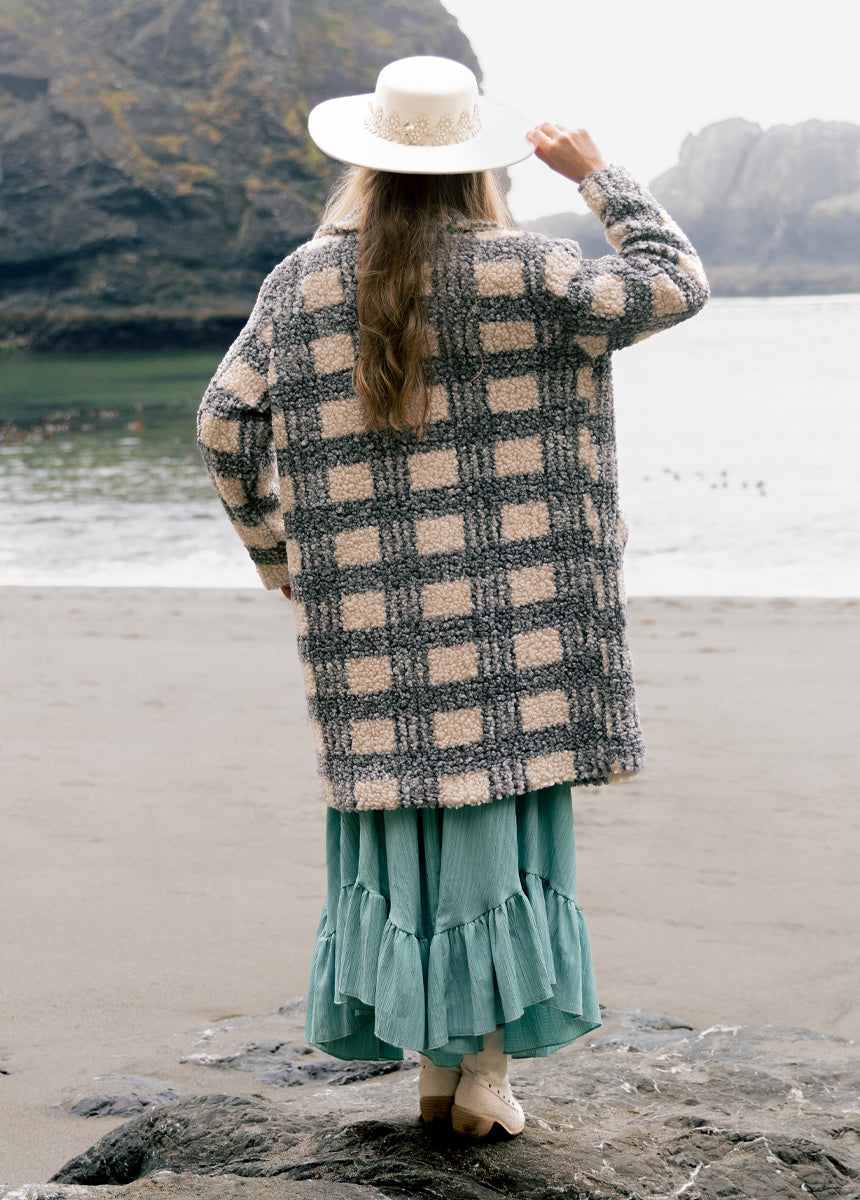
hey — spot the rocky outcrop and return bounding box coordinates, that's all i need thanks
[8,1006,855,1200]
[55,1076,182,1120]
[527,119,860,296]
[0,0,477,349]
[3,1,859,341]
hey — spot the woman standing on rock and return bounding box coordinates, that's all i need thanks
[198,56,708,1138]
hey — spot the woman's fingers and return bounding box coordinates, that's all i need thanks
[527,124,608,184]
[527,126,552,165]
[527,122,559,146]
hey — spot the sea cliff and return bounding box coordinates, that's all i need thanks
[528,118,860,297]
[0,0,476,349]
[2,2,858,350]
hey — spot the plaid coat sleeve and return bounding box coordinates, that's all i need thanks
[541,165,710,352]
[196,278,292,590]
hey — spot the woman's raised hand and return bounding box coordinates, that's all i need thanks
[527,124,607,184]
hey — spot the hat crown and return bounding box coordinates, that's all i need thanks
[307,55,533,174]
[366,56,481,148]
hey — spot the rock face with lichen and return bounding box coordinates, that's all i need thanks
[0,0,477,349]
[528,118,860,297]
[19,1006,860,1200]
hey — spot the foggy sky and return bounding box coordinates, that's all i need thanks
[440,0,860,220]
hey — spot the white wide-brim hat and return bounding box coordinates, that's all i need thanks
[308,56,534,174]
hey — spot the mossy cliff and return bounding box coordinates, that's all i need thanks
[0,0,477,349]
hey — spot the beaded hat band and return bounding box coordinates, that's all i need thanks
[364,101,481,148]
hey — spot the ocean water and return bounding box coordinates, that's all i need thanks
[612,293,859,596]
[0,296,858,595]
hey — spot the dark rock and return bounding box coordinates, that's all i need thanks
[601,1005,696,1033]
[180,1007,415,1088]
[0,1177,390,1198]
[258,1057,414,1089]
[49,1008,860,1199]
[185,1038,414,1087]
[51,1094,307,1185]
[55,1074,182,1118]
[0,0,478,349]
[526,118,860,296]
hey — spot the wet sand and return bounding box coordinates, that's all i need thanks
[1,588,858,1182]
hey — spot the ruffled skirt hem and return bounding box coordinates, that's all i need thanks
[305,869,601,1067]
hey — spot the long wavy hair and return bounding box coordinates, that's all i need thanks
[320,167,513,434]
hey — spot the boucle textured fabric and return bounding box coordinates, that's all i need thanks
[197,165,709,812]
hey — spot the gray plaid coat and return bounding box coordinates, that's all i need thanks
[198,165,708,811]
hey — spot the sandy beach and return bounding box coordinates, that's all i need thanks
[1,587,858,1183]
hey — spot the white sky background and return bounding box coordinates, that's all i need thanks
[440,0,860,221]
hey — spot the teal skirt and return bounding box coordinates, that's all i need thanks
[305,783,601,1067]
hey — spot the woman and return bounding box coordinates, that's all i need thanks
[198,56,708,1138]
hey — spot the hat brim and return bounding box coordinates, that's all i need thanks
[308,93,534,174]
